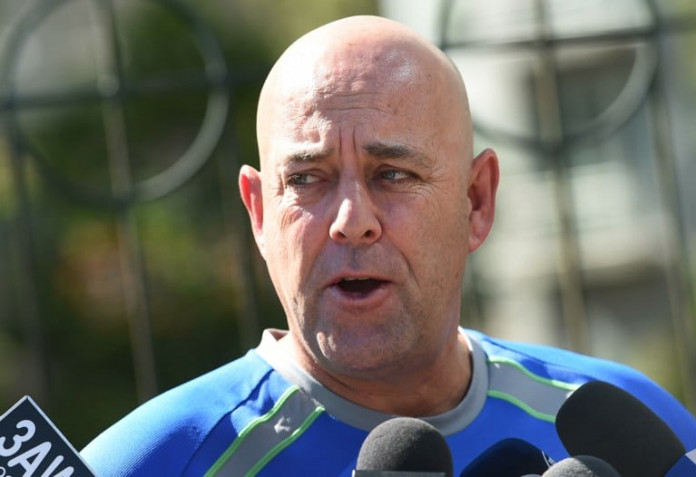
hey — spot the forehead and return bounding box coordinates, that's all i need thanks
[270,57,440,154]
[258,29,471,168]
[283,43,427,113]
[268,99,436,171]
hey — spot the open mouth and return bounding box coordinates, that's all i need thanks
[336,277,385,295]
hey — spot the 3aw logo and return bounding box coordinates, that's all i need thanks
[0,397,95,477]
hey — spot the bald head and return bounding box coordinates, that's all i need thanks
[256,15,473,167]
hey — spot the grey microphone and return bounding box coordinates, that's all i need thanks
[542,455,620,476]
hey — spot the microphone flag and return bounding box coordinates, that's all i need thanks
[0,396,96,477]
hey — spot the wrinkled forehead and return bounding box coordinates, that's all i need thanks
[257,19,472,166]
[264,54,438,164]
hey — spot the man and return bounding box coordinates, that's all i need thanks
[82,15,696,476]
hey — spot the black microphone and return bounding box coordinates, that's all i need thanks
[459,438,553,476]
[556,380,687,476]
[541,455,620,476]
[353,416,453,476]
[0,395,96,476]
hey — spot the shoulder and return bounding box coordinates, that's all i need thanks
[81,349,278,476]
[467,329,696,448]
[469,329,644,384]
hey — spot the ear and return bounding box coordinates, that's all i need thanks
[467,148,499,253]
[238,165,266,259]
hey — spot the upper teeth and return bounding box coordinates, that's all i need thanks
[344,277,369,281]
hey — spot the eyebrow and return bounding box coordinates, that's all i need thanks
[364,142,433,167]
[282,142,431,166]
[284,148,333,165]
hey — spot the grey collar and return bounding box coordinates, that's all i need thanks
[255,327,488,435]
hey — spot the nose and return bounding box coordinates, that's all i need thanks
[329,181,382,246]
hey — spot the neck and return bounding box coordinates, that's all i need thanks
[281,331,472,417]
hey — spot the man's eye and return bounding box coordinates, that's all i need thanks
[287,173,318,186]
[380,169,412,182]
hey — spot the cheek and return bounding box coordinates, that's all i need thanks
[264,210,316,309]
[390,196,469,272]
[269,206,325,271]
[389,189,465,239]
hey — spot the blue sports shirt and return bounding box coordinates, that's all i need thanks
[81,328,696,476]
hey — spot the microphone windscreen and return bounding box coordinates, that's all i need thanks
[541,456,620,476]
[459,438,552,476]
[556,380,685,476]
[355,417,453,476]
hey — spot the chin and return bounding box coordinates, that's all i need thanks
[318,342,408,378]
[314,320,413,365]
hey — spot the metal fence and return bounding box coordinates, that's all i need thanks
[0,0,266,415]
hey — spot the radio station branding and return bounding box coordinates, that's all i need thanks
[0,396,95,477]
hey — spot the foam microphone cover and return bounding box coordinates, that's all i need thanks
[556,380,685,476]
[541,456,620,476]
[459,438,552,476]
[355,417,453,476]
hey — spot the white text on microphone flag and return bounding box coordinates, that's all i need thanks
[0,396,96,477]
